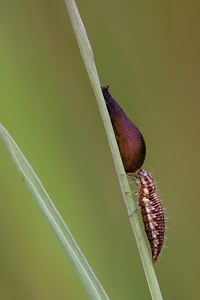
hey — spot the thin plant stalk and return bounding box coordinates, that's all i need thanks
[0,124,109,300]
[64,0,163,299]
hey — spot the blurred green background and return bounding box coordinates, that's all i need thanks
[1,0,200,299]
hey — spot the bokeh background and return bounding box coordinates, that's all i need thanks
[1,1,200,299]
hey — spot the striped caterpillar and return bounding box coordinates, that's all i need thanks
[136,169,165,263]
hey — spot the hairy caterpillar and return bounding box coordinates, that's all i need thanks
[136,169,165,263]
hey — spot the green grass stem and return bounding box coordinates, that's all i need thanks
[64,0,163,299]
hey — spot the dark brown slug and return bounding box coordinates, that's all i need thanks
[101,85,146,173]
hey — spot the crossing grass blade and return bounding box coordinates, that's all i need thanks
[0,123,109,300]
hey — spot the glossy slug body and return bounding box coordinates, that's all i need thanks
[101,85,146,173]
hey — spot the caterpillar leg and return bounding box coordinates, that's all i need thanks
[126,173,140,187]
[129,204,139,217]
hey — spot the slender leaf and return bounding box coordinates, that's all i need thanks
[0,124,109,300]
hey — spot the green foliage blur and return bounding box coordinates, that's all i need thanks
[1,1,200,299]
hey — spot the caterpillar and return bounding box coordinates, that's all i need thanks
[136,169,165,263]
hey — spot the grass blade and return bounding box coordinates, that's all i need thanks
[64,0,163,299]
[0,123,109,300]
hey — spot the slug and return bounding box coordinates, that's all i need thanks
[101,84,146,173]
